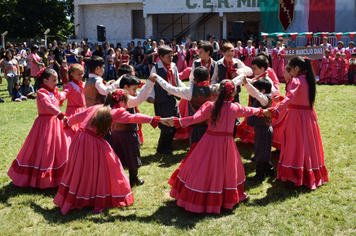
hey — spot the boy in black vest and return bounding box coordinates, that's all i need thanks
[189,41,217,84]
[147,46,184,155]
[244,77,274,181]
[152,66,218,146]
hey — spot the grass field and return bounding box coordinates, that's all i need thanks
[0,77,355,235]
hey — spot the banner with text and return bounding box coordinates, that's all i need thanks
[284,46,324,60]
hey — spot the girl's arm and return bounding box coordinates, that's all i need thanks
[68,106,98,126]
[59,83,71,103]
[111,108,160,128]
[173,101,214,128]
[234,103,263,118]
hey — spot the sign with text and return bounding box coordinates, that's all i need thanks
[143,0,260,16]
[284,46,324,60]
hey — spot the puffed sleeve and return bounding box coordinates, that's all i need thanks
[111,108,160,128]
[173,101,214,128]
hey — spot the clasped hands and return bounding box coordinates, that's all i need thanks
[159,117,175,127]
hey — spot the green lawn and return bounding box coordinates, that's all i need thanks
[0,77,355,235]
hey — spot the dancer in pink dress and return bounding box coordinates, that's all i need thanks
[264,56,329,190]
[330,52,341,84]
[166,80,263,213]
[319,50,332,84]
[243,40,256,69]
[272,41,286,83]
[8,68,68,188]
[54,90,163,215]
[60,64,86,141]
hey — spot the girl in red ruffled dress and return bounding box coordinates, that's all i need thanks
[60,64,86,142]
[7,68,68,188]
[264,56,329,190]
[330,52,341,84]
[167,80,263,213]
[319,50,332,84]
[53,90,162,215]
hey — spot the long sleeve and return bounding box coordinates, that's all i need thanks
[37,90,61,116]
[280,49,285,58]
[232,74,245,86]
[155,75,193,100]
[175,102,214,128]
[189,62,196,82]
[68,106,97,126]
[148,66,156,99]
[59,84,71,102]
[274,77,301,112]
[234,103,263,118]
[95,77,118,95]
[127,79,154,108]
[111,108,155,124]
[244,81,269,106]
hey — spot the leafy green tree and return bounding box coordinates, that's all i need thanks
[0,0,74,41]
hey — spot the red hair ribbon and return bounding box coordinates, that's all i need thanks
[225,82,234,96]
[36,67,46,78]
[112,89,126,102]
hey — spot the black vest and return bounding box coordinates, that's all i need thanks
[247,96,272,127]
[216,60,241,95]
[194,59,217,78]
[154,64,180,104]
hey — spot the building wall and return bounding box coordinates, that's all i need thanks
[77,3,143,44]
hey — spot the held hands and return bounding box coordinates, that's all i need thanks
[159,117,175,127]
[263,109,272,117]
[146,97,155,104]
[148,73,158,83]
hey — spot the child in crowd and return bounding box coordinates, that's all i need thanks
[331,52,341,84]
[107,58,116,80]
[319,50,332,84]
[25,48,31,78]
[20,78,36,99]
[110,74,156,186]
[166,80,263,213]
[188,41,198,67]
[12,82,27,102]
[84,56,120,107]
[264,56,329,190]
[147,45,184,155]
[77,55,85,71]
[115,48,122,75]
[244,77,274,181]
[53,90,164,215]
[121,48,130,65]
[177,44,187,72]
[8,68,68,188]
[243,40,256,68]
[340,53,349,84]
[348,52,356,84]
[272,41,285,83]
[48,53,54,69]
[60,60,69,86]
[60,63,86,141]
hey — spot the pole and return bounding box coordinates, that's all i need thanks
[1,31,8,48]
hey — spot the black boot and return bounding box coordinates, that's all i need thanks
[167,131,176,151]
[247,162,265,181]
[129,169,144,187]
[264,162,275,178]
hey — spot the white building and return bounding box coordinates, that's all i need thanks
[73,0,356,45]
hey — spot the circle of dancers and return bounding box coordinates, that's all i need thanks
[7,41,328,215]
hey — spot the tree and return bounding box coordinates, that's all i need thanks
[0,0,74,41]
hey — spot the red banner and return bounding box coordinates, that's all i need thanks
[308,0,335,33]
[278,0,296,32]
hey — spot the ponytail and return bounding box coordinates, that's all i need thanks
[211,79,235,127]
[304,58,316,108]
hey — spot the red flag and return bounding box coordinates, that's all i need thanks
[278,0,296,32]
[308,0,335,32]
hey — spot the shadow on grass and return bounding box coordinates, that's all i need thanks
[247,180,311,207]
[141,139,190,168]
[0,182,58,205]
[30,199,234,229]
[236,140,254,161]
